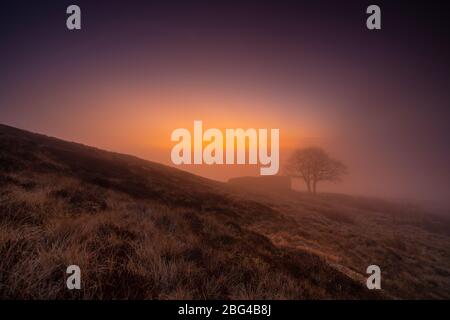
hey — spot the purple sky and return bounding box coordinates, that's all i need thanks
[1,0,449,206]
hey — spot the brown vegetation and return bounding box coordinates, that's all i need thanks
[0,124,449,299]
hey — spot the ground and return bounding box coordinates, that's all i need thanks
[0,124,449,299]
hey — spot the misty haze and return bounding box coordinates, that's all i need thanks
[1,0,449,301]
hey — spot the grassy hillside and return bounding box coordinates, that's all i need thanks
[228,181,450,299]
[0,124,448,299]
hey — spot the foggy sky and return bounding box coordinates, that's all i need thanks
[1,0,449,206]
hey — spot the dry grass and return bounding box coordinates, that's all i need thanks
[242,190,450,299]
[1,124,449,299]
[0,173,378,299]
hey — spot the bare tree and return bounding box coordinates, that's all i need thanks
[284,147,347,194]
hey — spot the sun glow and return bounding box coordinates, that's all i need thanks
[170,120,280,175]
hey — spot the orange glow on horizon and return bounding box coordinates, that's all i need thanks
[14,83,332,182]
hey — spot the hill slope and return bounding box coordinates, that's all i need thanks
[0,124,448,299]
[228,174,450,299]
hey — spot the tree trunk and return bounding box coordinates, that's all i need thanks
[305,180,311,193]
[312,180,317,194]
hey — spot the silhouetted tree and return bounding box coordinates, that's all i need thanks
[284,147,347,194]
